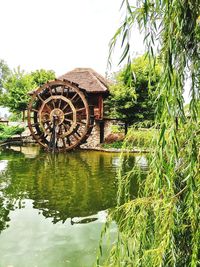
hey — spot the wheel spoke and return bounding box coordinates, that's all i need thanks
[43,112,50,116]
[53,86,58,94]
[34,133,45,141]
[64,118,73,123]
[28,80,93,151]
[31,108,39,113]
[74,129,81,137]
[63,120,71,126]
[36,94,45,102]
[76,107,86,112]
[77,120,86,125]
[66,136,71,146]
[50,99,56,109]
[63,123,70,132]
[71,93,78,102]
[45,123,53,132]
[58,99,62,108]
[70,93,82,104]
[63,103,69,111]
[61,86,65,95]
[64,111,73,116]
[44,103,53,112]
[65,88,69,97]
[72,133,80,141]
[62,137,66,148]
[31,122,40,127]
[49,87,54,97]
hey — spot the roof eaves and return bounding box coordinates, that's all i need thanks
[87,70,108,92]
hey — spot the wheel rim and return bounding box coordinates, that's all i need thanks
[27,80,93,151]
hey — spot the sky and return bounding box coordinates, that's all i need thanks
[0,0,189,116]
[0,0,144,77]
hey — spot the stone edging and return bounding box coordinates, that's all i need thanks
[0,135,150,153]
[80,146,150,153]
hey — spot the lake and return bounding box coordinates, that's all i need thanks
[0,146,147,267]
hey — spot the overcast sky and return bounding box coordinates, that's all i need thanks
[0,0,144,77]
[0,0,189,117]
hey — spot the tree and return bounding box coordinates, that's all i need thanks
[30,69,55,87]
[1,68,55,117]
[99,1,200,266]
[0,59,11,94]
[106,55,161,125]
[2,67,35,113]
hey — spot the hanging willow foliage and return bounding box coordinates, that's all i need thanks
[98,0,200,266]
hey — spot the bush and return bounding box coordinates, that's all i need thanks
[102,128,157,149]
[102,141,124,149]
[111,125,124,133]
[0,124,24,141]
[9,112,22,122]
[125,128,157,148]
[104,133,124,143]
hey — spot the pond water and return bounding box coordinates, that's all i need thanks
[0,146,147,267]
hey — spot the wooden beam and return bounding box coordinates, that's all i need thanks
[98,95,103,119]
[99,120,105,143]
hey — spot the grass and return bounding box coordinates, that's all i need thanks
[101,140,124,149]
[102,128,157,149]
[125,128,157,148]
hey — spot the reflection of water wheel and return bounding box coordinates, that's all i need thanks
[27,80,94,151]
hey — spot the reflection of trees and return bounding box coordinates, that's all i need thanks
[0,148,143,226]
[0,149,130,224]
[27,152,119,223]
[0,150,22,233]
[0,197,11,233]
[104,155,148,236]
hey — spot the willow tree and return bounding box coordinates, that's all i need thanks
[98,1,200,266]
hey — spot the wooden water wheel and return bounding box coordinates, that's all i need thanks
[27,80,94,152]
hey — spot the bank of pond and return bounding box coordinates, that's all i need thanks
[0,145,148,267]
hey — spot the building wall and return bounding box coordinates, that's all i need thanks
[80,119,119,148]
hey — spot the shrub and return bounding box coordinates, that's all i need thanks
[0,125,24,141]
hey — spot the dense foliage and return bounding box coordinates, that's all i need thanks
[102,128,156,149]
[106,55,161,125]
[1,67,35,113]
[0,59,10,94]
[98,1,200,266]
[30,69,55,87]
[1,67,55,114]
[0,124,24,141]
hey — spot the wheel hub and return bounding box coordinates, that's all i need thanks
[27,80,94,151]
[50,108,64,125]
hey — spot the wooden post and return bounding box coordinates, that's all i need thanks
[22,110,25,122]
[98,95,103,119]
[99,120,105,143]
[125,121,128,135]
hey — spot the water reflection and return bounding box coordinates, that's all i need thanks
[0,146,147,267]
[0,160,8,173]
[0,147,145,226]
[135,155,148,171]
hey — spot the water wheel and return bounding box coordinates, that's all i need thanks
[27,80,94,152]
